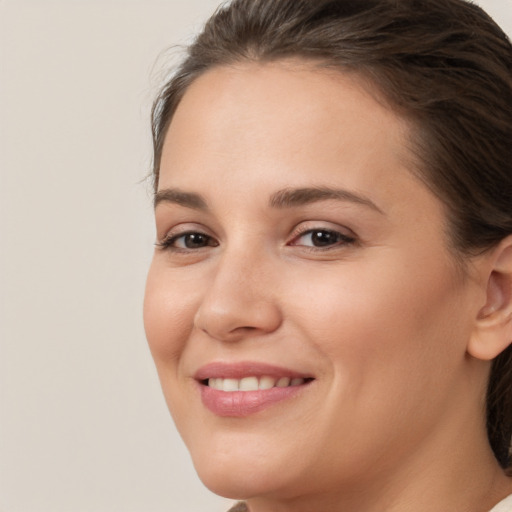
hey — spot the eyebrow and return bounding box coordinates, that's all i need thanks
[154,188,208,210]
[154,186,383,214]
[269,187,384,214]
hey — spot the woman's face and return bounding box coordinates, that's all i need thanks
[144,62,485,502]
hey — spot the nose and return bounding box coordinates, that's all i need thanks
[193,249,283,342]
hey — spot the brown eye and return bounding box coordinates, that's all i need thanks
[310,230,342,247]
[158,231,219,251]
[292,229,356,248]
[179,233,212,249]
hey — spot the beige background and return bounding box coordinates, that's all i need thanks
[0,1,510,511]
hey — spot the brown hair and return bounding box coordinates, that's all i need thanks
[151,0,512,469]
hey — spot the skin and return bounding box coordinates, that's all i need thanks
[144,61,512,512]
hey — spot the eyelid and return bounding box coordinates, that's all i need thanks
[289,221,356,240]
[287,222,358,250]
[155,223,218,250]
[157,221,207,241]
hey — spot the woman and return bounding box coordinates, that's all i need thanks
[143,0,512,510]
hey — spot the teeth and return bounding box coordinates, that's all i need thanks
[239,376,259,391]
[276,377,291,387]
[259,376,275,390]
[207,376,308,391]
[209,378,222,390]
[222,378,239,392]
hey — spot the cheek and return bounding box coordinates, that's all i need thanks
[285,254,468,387]
[143,261,195,363]
[143,262,203,428]
[280,257,472,464]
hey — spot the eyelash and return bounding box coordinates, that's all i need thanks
[289,227,357,250]
[156,230,218,252]
[156,226,356,254]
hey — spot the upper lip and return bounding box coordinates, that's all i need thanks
[194,361,314,381]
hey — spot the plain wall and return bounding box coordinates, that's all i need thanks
[0,1,510,511]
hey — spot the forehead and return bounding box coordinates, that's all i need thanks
[160,61,431,216]
[161,61,412,181]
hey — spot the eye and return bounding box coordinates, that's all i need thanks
[157,231,218,251]
[290,228,355,249]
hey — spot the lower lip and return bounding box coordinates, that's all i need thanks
[200,383,309,417]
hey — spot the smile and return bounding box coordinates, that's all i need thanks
[195,362,314,417]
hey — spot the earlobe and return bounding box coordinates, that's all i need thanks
[468,236,512,361]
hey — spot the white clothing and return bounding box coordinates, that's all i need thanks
[490,494,512,512]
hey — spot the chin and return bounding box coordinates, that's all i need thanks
[198,470,262,500]
[194,460,276,500]
[189,441,302,501]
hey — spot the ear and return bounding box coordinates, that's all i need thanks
[468,236,512,361]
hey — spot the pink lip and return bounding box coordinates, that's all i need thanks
[195,361,314,418]
[194,361,311,380]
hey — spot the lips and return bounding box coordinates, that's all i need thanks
[195,362,314,417]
